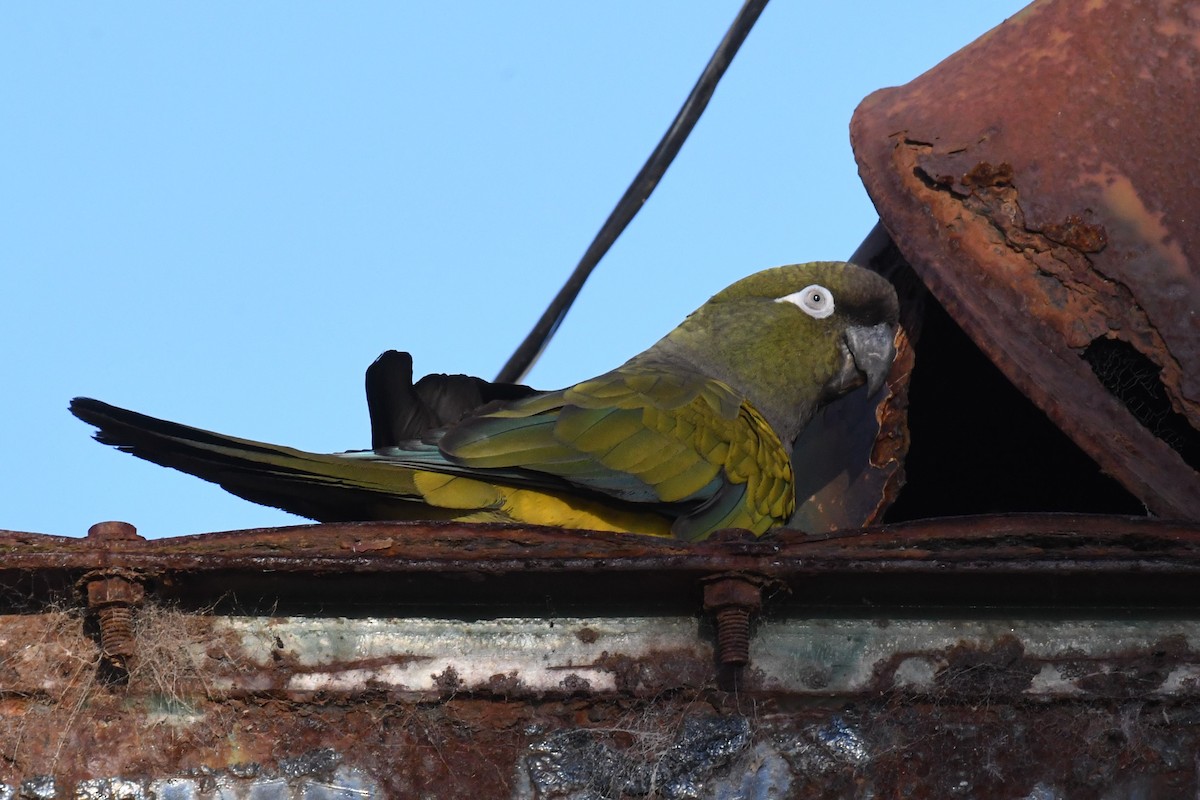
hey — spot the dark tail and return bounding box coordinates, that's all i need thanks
[69,397,434,522]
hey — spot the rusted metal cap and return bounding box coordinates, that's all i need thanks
[851,0,1200,519]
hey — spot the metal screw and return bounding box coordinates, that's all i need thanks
[714,607,753,666]
[702,574,764,667]
[82,521,145,678]
[85,574,145,673]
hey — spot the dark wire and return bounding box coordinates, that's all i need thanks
[495,0,771,383]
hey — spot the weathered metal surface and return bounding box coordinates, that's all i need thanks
[6,514,1200,613]
[851,0,1200,519]
[38,687,1196,800]
[6,514,1200,574]
[6,611,1200,796]
[3,516,1200,796]
[8,611,1200,702]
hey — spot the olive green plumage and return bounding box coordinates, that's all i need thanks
[70,262,899,539]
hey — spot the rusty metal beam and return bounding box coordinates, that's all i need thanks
[3,516,1200,613]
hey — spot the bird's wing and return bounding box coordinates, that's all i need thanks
[439,366,795,539]
[70,397,666,530]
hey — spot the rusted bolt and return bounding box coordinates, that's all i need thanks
[82,521,146,678]
[702,573,764,667]
[83,572,145,675]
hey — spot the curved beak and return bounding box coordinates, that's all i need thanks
[844,322,896,397]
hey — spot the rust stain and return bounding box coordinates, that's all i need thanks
[1041,214,1109,254]
[865,634,1200,700]
[589,648,713,695]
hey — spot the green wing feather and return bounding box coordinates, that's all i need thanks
[440,366,795,539]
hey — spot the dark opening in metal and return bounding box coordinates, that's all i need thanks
[1083,337,1200,471]
[885,299,1145,521]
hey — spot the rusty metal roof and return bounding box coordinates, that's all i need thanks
[851,0,1200,519]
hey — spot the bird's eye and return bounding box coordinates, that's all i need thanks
[775,284,834,319]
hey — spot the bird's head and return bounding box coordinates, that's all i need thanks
[646,261,900,444]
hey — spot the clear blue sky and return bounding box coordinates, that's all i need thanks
[2,3,1028,538]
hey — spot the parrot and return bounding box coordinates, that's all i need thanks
[70,261,899,540]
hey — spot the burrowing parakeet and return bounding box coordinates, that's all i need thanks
[70,262,898,540]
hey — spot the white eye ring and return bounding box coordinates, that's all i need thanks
[776,284,834,319]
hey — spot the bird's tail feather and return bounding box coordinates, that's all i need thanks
[68,397,446,523]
